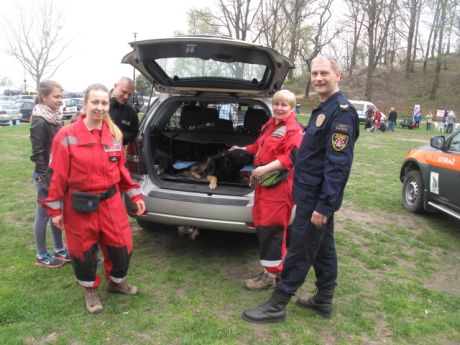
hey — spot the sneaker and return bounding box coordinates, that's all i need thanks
[107,280,139,295]
[243,270,277,290]
[85,288,104,314]
[54,249,71,262]
[35,252,65,268]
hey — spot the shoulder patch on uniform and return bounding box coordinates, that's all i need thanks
[334,123,350,133]
[339,103,349,110]
[271,125,286,137]
[332,132,349,151]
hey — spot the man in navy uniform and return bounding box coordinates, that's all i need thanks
[242,55,359,323]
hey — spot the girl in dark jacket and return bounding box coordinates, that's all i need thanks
[30,80,69,268]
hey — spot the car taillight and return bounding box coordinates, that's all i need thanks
[63,107,67,111]
[0,110,6,115]
[126,140,147,175]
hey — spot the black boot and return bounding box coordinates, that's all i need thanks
[242,290,291,323]
[295,289,334,318]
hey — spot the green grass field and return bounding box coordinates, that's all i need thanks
[0,122,459,345]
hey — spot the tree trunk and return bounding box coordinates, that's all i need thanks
[404,0,418,79]
[430,0,448,99]
[365,0,376,100]
[423,2,440,73]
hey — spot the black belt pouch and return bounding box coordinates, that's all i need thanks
[71,190,100,213]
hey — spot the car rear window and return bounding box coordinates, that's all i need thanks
[156,57,267,83]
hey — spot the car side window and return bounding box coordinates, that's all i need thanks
[448,132,460,153]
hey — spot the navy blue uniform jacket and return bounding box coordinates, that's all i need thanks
[293,91,359,217]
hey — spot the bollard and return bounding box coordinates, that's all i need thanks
[8,120,13,126]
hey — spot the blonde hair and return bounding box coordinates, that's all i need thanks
[272,89,296,108]
[84,84,122,141]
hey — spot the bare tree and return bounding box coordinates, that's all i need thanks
[423,1,441,73]
[298,0,340,97]
[344,0,366,77]
[255,0,290,51]
[3,0,72,90]
[282,0,315,81]
[403,0,422,79]
[214,0,262,41]
[430,0,449,99]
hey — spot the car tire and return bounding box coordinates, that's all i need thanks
[402,170,424,213]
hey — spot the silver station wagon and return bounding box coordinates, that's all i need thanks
[123,36,294,233]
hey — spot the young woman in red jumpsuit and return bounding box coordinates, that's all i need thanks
[231,90,303,290]
[39,84,145,313]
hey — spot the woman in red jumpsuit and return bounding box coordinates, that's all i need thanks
[231,90,303,290]
[39,84,145,313]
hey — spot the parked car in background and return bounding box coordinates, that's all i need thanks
[122,36,294,233]
[72,98,84,112]
[0,102,22,125]
[0,96,16,102]
[349,100,386,123]
[400,128,460,221]
[60,98,78,119]
[16,100,35,122]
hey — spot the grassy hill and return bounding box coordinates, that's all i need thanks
[285,54,460,118]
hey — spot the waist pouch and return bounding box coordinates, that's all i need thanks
[258,170,290,188]
[71,186,117,213]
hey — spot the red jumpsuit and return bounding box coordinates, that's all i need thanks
[39,115,142,288]
[246,112,303,274]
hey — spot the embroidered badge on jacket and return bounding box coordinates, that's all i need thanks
[332,132,349,151]
[316,114,326,127]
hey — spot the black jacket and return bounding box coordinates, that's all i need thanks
[388,110,397,122]
[30,117,62,177]
[109,98,139,145]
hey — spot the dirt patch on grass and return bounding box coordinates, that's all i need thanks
[424,261,460,294]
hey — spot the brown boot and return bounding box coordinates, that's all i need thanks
[107,280,139,295]
[243,270,277,290]
[85,288,103,314]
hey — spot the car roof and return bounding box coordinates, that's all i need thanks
[122,35,294,97]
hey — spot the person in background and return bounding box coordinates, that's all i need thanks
[446,111,457,134]
[231,90,303,290]
[38,84,145,314]
[372,108,382,132]
[30,80,69,268]
[109,77,139,145]
[425,111,433,131]
[388,107,397,132]
[413,110,422,129]
[242,55,359,323]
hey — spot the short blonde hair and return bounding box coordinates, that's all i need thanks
[272,90,296,108]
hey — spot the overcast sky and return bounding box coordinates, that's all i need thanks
[0,0,214,92]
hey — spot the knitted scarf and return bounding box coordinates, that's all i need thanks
[30,104,63,125]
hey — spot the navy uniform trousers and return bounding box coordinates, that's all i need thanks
[276,199,337,296]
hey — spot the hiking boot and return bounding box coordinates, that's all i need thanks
[242,289,291,323]
[85,288,103,314]
[295,289,334,318]
[54,249,71,262]
[107,280,139,295]
[35,252,65,268]
[243,270,277,290]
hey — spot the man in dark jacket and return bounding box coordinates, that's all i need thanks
[109,77,139,145]
[388,107,397,132]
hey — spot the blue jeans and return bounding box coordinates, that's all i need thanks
[34,181,64,255]
[388,121,396,132]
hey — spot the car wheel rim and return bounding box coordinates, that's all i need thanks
[406,179,418,206]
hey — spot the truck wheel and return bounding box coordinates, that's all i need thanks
[402,170,424,213]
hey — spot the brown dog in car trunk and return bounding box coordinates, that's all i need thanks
[190,149,254,189]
